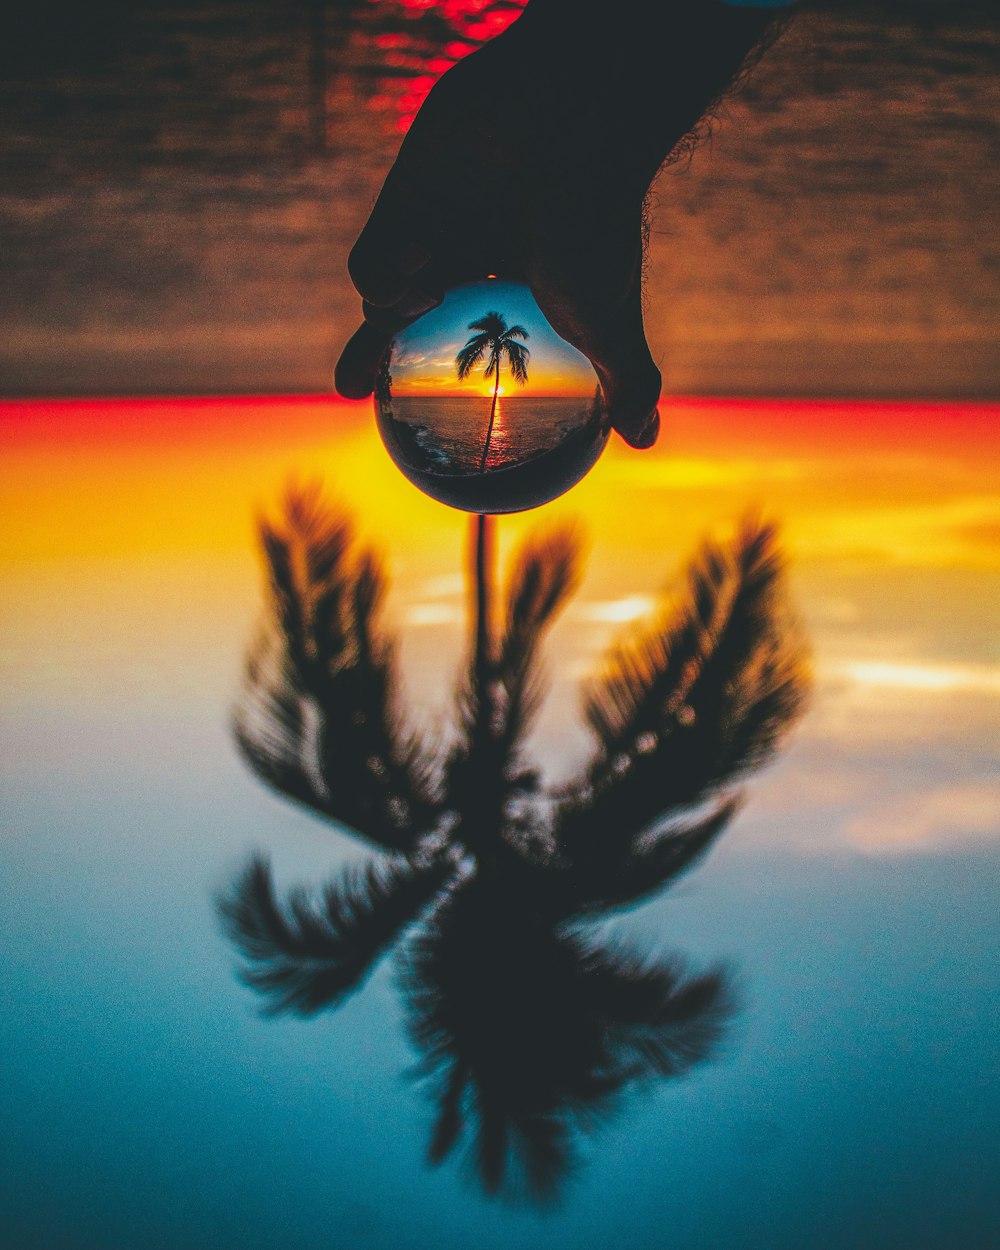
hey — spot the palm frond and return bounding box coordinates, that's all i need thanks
[503,340,530,386]
[456,332,490,380]
[578,942,735,1080]
[428,1061,468,1167]
[402,880,593,1205]
[234,484,442,852]
[457,314,530,389]
[217,851,454,1016]
[471,1107,575,1207]
[402,875,731,1205]
[557,800,739,917]
[233,643,319,808]
[467,311,507,337]
[583,535,730,750]
[501,526,581,661]
[511,1116,574,1208]
[553,518,809,875]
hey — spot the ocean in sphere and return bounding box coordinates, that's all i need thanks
[375,280,610,513]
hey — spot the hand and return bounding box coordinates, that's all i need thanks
[335,1,788,449]
[334,22,662,448]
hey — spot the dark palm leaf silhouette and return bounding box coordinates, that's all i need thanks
[402,870,733,1205]
[221,487,809,1204]
[547,519,808,914]
[456,311,530,386]
[455,310,530,471]
[218,850,455,1016]
[233,482,440,854]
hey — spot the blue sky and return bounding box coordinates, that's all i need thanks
[390,281,599,396]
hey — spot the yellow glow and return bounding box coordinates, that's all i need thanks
[834,660,1000,694]
[578,594,659,624]
[4,394,997,869]
[391,370,592,397]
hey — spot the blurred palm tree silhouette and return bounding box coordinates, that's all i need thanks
[220,484,809,1203]
[455,310,529,471]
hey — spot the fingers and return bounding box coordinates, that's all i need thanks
[336,254,451,396]
[334,320,392,400]
[338,167,465,398]
[348,235,432,310]
[583,293,662,449]
[345,69,484,317]
[347,161,445,312]
[334,296,430,399]
[341,195,662,449]
[529,201,662,449]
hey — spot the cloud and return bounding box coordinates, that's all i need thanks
[417,572,464,599]
[825,659,1000,695]
[401,572,467,627]
[809,596,863,625]
[404,603,464,628]
[575,594,659,624]
[843,782,1000,852]
[808,655,1000,746]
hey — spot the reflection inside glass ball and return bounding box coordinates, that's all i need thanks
[374,280,610,513]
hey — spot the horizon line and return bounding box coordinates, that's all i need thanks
[3,392,999,408]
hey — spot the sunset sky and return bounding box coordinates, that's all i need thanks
[4,395,996,829]
[388,281,599,397]
[1,2,998,1246]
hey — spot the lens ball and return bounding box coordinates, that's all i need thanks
[374,280,610,513]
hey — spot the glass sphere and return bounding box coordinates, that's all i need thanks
[374,280,610,513]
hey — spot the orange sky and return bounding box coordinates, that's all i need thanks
[389,373,597,399]
[3,395,997,569]
[3,392,998,852]
[3,397,997,631]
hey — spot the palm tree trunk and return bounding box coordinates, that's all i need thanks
[467,511,501,866]
[471,513,495,682]
[479,368,501,472]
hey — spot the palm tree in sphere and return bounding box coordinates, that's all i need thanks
[456,311,530,472]
[221,484,811,1203]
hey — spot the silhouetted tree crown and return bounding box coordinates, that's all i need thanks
[456,311,530,387]
[221,486,810,1204]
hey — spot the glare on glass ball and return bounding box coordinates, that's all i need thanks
[374,279,610,513]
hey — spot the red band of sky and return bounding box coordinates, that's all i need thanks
[2,394,995,457]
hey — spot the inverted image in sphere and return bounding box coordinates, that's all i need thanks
[374,280,610,513]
